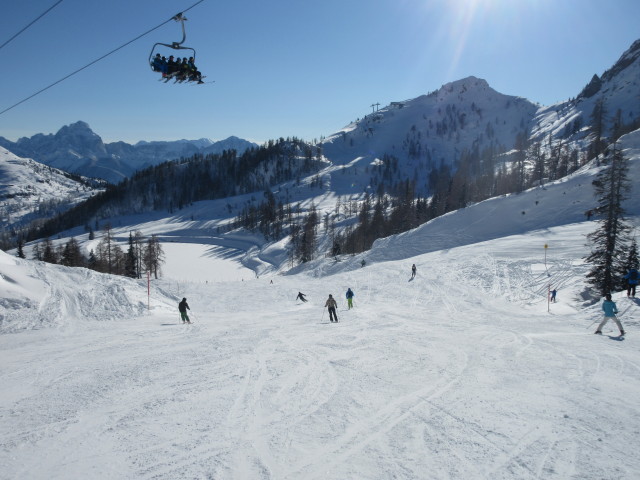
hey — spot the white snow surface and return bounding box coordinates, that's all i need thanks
[3,132,640,478]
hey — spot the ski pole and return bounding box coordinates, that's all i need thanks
[618,304,633,318]
[586,319,599,330]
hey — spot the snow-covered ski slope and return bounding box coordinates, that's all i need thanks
[2,131,640,479]
[2,223,640,479]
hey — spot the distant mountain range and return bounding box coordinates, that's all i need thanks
[3,38,638,191]
[0,123,258,184]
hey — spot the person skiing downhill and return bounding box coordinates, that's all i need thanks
[346,288,354,309]
[550,288,557,302]
[411,264,417,279]
[624,268,639,297]
[296,292,308,303]
[178,297,191,324]
[595,294,625,336]
[325,294,339,323]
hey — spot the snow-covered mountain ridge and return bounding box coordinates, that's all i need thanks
[323,76,537,169]
[0,147,102,231]
[532,39,640,145]
[0,122,258,184]
[321,39,640,195]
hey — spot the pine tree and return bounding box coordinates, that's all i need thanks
[32,241,42,261]
[133,230,145,279]
[16,238,26,259]
[589,97,607,162]
[623,237,639,273]
[88,249,98,270]
[125,232,138,278]
[61,238,84,267]
[585,144,633,295]
[513,131,529,192]
[42,238,57,264]
[298,205,318,262]
[98,224,115,274]
[143,235,165,279]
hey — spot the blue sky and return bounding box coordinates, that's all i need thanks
[1,0,639,144]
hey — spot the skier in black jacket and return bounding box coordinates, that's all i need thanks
[178,298,191,324]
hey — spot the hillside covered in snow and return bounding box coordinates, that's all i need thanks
[0,146,102,232]
[1,130,640,478]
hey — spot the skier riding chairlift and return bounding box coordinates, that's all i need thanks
[149,12,204,84]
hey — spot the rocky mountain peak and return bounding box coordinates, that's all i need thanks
[601,38,640,83]
[55,121,102,141]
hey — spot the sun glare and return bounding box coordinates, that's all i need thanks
[435,0,544,79]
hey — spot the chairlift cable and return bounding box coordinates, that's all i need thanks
[0,0,64,52]
[0,0,206,117]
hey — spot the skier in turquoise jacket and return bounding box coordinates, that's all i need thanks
[595,294,625,336]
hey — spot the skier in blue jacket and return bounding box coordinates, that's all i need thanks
[346,288,354,309]
[624,268,639,297]
[595,294,625,336]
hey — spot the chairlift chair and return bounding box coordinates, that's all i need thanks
[149,13,197,73]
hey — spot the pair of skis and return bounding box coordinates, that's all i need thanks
[589,299,633,336]
[159,74,212,84]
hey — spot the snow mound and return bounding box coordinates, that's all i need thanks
[0,250,168,333]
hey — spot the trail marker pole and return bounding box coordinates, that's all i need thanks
[545,244,550,312]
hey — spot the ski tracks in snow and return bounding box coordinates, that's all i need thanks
[224,322,340,478]
[4,240,640,478]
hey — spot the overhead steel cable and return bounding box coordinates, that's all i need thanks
[0,0,64,52]
[0,0,206,117]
